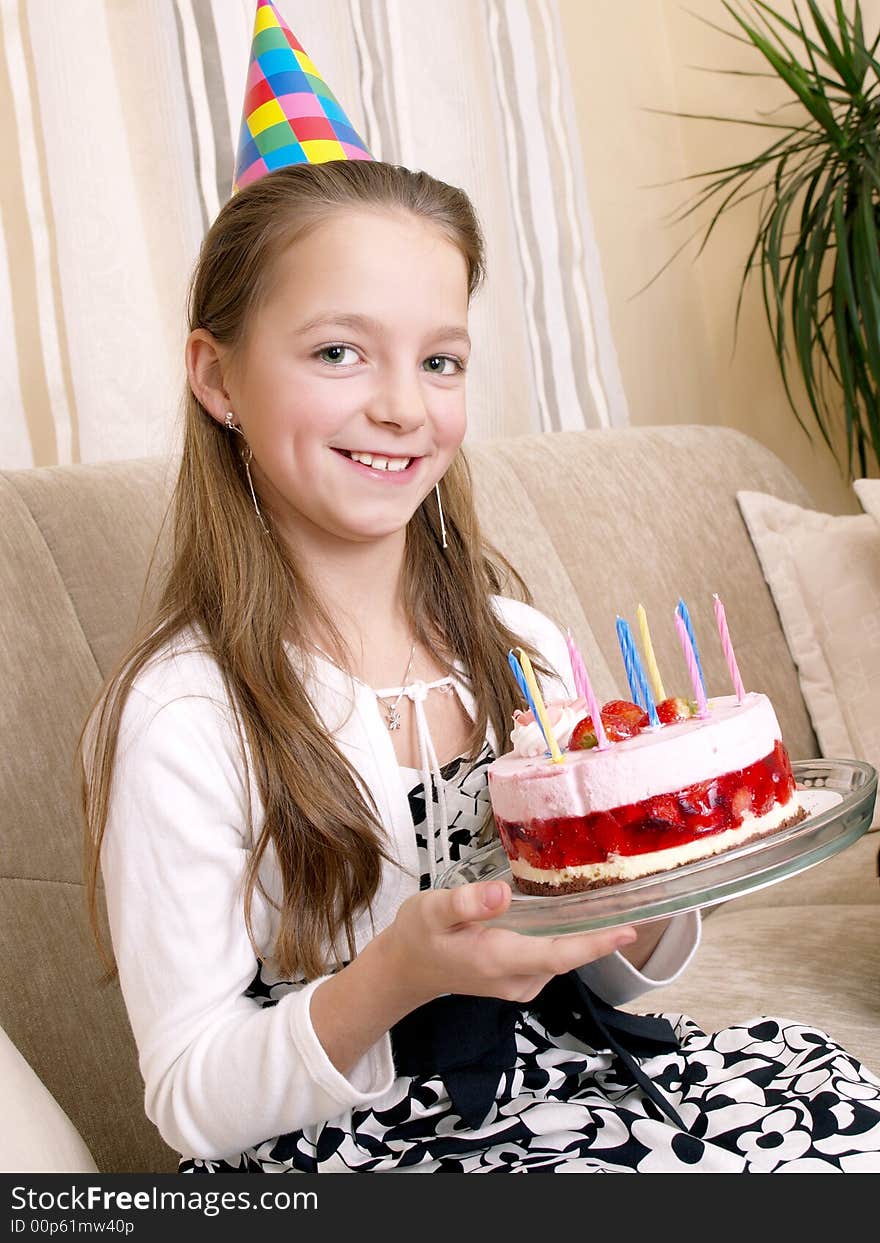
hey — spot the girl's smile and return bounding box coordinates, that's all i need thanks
[330,447,424,484]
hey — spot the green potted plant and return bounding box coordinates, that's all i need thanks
[658,0,880,478]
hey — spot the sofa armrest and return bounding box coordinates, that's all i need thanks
[0,1024,98,1173]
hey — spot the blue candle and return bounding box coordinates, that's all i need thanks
[631,631,661,728]
[507,649,553,754]
[677,598,706,696]
[618,617,660,727]
[616,617,644,708]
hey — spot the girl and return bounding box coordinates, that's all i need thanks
[81,159,880,1173]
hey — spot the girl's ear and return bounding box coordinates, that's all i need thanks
[186,329,233,425]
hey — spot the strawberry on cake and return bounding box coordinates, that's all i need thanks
[488,692,807,896]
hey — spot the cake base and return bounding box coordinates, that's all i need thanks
[510,804,808,896]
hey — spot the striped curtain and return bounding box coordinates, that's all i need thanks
[0,0,628,469]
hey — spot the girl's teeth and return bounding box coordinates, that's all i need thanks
[349,451,411,472]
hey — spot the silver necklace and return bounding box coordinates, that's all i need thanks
[376,641,417,731]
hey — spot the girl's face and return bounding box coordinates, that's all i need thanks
[223,208,471,547]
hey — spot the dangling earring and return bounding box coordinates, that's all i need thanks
[435,481,448,550]
[224,412,269,534]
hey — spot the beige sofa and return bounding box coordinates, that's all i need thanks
[1,425,878,1174]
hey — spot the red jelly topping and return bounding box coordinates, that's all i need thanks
[496,741,796,869]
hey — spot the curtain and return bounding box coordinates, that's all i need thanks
[0,0,628,468]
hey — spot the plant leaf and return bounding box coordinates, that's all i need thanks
[722,2,844,140]
[805,0,861,92]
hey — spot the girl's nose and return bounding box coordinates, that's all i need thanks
[366,369,428,432]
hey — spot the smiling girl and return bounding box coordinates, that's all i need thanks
[81,160,880,1174]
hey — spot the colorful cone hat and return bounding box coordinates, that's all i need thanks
[233,0,372,193]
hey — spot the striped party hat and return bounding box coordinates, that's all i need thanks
[233,0,372,193]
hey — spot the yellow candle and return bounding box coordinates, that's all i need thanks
[517,648,565,764]
[637,603,666,703]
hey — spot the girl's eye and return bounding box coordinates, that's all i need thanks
[316,347,464,373]
[317,344,359,365]
[422,355,462,375]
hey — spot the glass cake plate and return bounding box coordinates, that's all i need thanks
[433,759,877,936]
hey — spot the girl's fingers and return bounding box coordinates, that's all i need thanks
[480,925,637,977]
[419,886,638,975]
[429,880,513,928]
[546,927,638,974]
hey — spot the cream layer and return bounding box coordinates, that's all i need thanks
[489,693,781,822]
[507,795,800,887]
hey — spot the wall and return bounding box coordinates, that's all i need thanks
[558,0,877,513]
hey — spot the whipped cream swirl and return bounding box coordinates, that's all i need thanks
[510,698,589,758]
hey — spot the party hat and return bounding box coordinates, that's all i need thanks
[233,0,372,192]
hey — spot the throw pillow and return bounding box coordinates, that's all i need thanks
[853,478,880,526]
[736,489,880,827]
[0,1024,97,1173]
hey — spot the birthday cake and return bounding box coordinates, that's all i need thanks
[488,604,807,896]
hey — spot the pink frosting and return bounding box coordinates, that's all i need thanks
[491,693,782,820]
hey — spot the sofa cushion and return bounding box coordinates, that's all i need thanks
[0,480,102,884]
[2,461,171,681]
[728,830,879,909]
[636,898,880,1074]
[638,831,880,1073]
[737,489,880,824]
[0,466,178,1174]
[0,878,178,1174]
[470,427,818,758]
[466,445,617,702]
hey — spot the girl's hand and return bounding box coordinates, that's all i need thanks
[380,880,637,1010]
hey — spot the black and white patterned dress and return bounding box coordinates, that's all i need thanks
[180,742,880,1173]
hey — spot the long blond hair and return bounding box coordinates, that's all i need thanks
[81,161,551,982]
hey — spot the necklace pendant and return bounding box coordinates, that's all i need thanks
[387,709,402,731]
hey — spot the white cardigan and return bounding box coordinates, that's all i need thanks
[99,595,700,1161]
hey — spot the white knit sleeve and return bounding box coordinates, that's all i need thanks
[98,686,394,1161]
[578,911,702,1006]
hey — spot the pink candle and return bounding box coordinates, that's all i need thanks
[675,611,710,718]
[713,594,745,702]
[565,629,610,750]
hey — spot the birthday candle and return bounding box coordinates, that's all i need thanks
[619,618,661,728]
[508,649,564,763]
[508,649,543,724]
[616,617,645,707]
[637,603,666,703]
[516,648,565,764]
[676,598,706,699]
[675,611,709,718]
[565,629,610,750]
[713,594,746,702]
